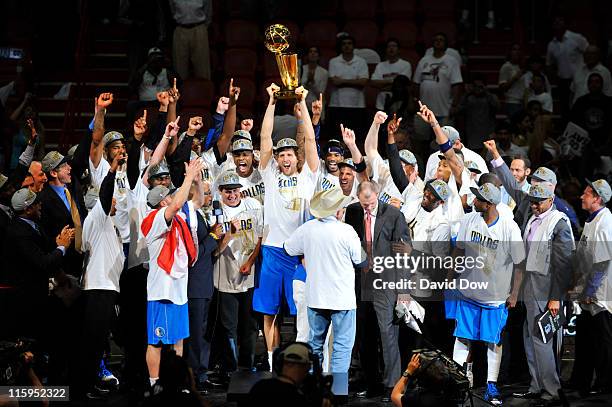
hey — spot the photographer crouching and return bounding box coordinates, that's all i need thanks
[391,352,467,407]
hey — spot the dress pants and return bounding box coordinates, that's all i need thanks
[572,310,612,392]
[187,297,212,383]
[523,279,562,400]
[218,289,257,371]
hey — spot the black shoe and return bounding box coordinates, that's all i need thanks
[195,381,209,395]
[513,391,541,399]
[381,387,393,402]
[86,386,109,401]
[531,398,561,407]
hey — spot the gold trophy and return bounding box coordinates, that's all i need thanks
[264,24,299,99]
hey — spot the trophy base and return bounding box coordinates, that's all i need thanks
[274,89,298,99]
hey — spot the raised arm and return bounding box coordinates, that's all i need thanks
[259,83,280,169]
[364,111,388,158]
[295,103,306,170]
[164,158,204,223]
[295,86,319,173]
[341,124,367,183]
[417,101,464,185]
[128,110,147,189]
[482,139,528,206]
[101,151,123,215]
[386,114,409,192]
[90,93,114,168]
[216,79,240,157]
[142,116,180,188]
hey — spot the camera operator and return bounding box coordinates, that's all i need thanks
[391,352,458,407]
[248,342,332,407]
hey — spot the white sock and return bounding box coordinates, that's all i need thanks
[268,351,274,372]
[149,377,158,387]
[453,338,469,366]
[486,343,502,383]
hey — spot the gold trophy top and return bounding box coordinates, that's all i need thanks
[264,24,292,54]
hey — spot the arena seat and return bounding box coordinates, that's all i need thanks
[223,48,258,78]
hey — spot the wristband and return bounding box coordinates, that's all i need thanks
[354,159,367,173]
[164,135,173,140]
[439,140,452,154]
[209,232,220,241]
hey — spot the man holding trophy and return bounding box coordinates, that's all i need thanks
[252,24,322,371]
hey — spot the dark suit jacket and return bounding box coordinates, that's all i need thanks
[188,212,219,299]
[345,201,410,300]
[39,180,87,277]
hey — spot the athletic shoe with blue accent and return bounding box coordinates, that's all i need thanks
[484,382,502,405]
[99,359,119,387]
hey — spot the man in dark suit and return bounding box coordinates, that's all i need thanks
[345,180,410,402]
[2,188,74,341]
[39,150,87,278]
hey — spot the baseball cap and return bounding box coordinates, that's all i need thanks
[426,179,450,202]
[147,185,171,208]
[399,150,417,166]
[275,138,298,151]
[232,139,254,153]
[11,188,38,211]
[470,182,501,205]
[531,167,557,184]
[586,179,612,204]
[148,162,170,180]
[232,130,252,142]
[42,151,69,173]
[337,158,356,171]
[148,47,163,57]
[217,171,243,190]
[0,173,7,190]
[528,183,554,202]
[442,126,460,144]
[84,188,99,210]
[326,139,344,155]
[278,343,312,366]
[103,131,124,148]
[466,161,481,174]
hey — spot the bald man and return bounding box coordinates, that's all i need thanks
[28,161,48,192]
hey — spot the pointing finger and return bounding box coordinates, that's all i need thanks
[173,78,177,90]
[143,109,147,121]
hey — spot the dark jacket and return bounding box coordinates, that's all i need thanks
[39,180,87,277]
[345,201,410,300]
[187,212,218,299]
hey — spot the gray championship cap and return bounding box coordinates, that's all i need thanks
[399,150,417,166]
[232,130,252,142]
[11,188,38,211]
[103,131,124,148]
[466,160,481,174]
[42,151,69,173]
[441,126,460,144]
[0,173,7,190]
[470,182,501,205]
[217,171,243,189]
[337,158,356,171]
[275,138,298,151]
[147,185,171,208]
[531,167,557,184]
[148,162,170,180]
[232,139,254,153]
[84,188,100,210]
[528,183,554,202]
[426,179,450,202]
[586,179,612,204]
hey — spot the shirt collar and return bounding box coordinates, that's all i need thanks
[19,217,38,230]
[586,207,606,223]
[535,204,554,221]
[364,203,378,217]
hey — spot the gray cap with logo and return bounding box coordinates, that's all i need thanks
[11,188,38,211]
[103,131,124,147]
[586,179,612,204]
[148,162,171,180]
[470,182,501,205]
[399,150,417,166]
[275,138,298,151]
[147,185,171,208]
[232,139,254,153]
[42,151,69,173]
[531,167,557,185]
[232,130,252,142]
[528,183,555,201]
[426,179,450,202]
[337,158,356,170]
[217,171,243,189]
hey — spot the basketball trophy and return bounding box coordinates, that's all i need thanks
[264,24,299,99]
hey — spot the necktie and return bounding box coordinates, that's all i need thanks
[64,187,82,252]
[364,211,373,271]
[526,217,542,251]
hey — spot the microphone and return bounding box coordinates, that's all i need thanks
[212,200,224,229]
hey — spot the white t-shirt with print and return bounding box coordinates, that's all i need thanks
[371,58,413,109]
[213,198,263,293]
[413,53,463,117]
[81,201,125,291]
[260,159,318,248]
[456,212,526,305]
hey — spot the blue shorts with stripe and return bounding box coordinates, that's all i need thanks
[147,300,189,345]
[252,245,299,315]
[451,297,508,344]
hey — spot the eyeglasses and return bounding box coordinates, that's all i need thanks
[529,199,547,206]
[203,191,212,196]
